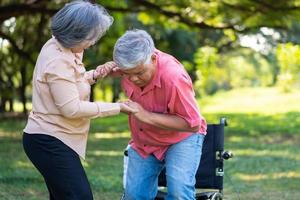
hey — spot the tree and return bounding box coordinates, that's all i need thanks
[1,0,300,113]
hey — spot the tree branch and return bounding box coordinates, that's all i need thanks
[130,0,288,33]
[0,1,292,33]
[131,0,235,30]
[0,3,142,23]
[0,4,57,23]
[221,1,257,13]
[0,30,35,64]
[250,0,300,11]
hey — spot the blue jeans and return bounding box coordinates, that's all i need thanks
[125,133,205,200]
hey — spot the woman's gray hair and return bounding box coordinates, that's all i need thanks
[113,29,155,69]
[51,0,113,48]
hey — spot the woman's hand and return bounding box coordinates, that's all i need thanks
[94,61,118,79]
[119,102,139,114]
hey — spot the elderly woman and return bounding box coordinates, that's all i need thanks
[22,1,135,199]
[114,29,207,200]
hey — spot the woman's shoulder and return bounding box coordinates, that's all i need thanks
[39,39,74,67]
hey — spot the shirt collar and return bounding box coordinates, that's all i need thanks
[153,49,162,88]
[52,36,84,66]
[52,35,69,53]
[140,50,162,94]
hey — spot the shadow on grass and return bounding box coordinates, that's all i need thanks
[215,112,299,134]
[0,111,300,199]
[0,177,43,185]
[1,112,299,137]
[88,111,300,148]
[89,114,129,133]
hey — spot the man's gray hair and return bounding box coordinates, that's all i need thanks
[51,0,113,48]
[113,29,155,69]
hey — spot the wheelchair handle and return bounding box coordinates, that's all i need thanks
[220,117,228,126]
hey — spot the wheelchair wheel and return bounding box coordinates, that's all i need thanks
[195,191,223,200]
[209,192,223,200]
[120,193,125,200]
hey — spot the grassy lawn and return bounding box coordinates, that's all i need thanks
[0,87,299,200]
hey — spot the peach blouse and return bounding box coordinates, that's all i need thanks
[24,37,120,159]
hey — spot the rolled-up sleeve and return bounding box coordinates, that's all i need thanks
[167,74,201,127]
[45,59,120,119]
[84,70,96,85]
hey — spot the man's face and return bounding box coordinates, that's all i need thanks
[121,56,156,88]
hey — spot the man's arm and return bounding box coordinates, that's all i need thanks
[146,112,200,132]
[126,101,200,132]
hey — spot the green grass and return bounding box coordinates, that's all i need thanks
[0,87,300,200]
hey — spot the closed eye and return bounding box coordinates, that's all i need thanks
[136,70,147,76]
[136,72,145,76]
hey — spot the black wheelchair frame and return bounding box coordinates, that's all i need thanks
[122,118,233,200]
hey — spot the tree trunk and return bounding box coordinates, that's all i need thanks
[8,98,13,112]
[272,65,280,86]
[189,64,197,83]
[7,75,14,112]
[90,84,95,102]
[0,98,6,113]
[20,65,27,114]
[112,79,121,102]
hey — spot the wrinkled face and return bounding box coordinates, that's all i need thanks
[121,55,156,88]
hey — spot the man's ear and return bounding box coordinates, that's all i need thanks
[151,54,157,63]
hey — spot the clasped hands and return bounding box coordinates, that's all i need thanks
[119,100,149,122]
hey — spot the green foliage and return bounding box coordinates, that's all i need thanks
[225,49,273,87]
[194,46,222,95]
[194,47,274,96]
[276,43,300,92]
[1,0,300,111]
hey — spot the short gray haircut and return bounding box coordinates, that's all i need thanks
[51,0,113,48]
[113,29,155,69]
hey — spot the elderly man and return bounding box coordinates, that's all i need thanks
[113,29,207,200]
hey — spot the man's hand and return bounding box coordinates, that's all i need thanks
[124,101,150,122]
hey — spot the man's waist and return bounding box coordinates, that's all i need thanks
[131,131,193,146]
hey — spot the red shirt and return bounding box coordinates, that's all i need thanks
[121,50,207,160]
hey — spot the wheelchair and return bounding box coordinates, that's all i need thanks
[121,118,233,200]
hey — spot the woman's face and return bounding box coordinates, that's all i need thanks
[71,40,95,53]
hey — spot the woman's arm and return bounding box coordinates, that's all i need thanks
[85,61,122,85]
[45,60,136,119]
[47,75,120,118]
